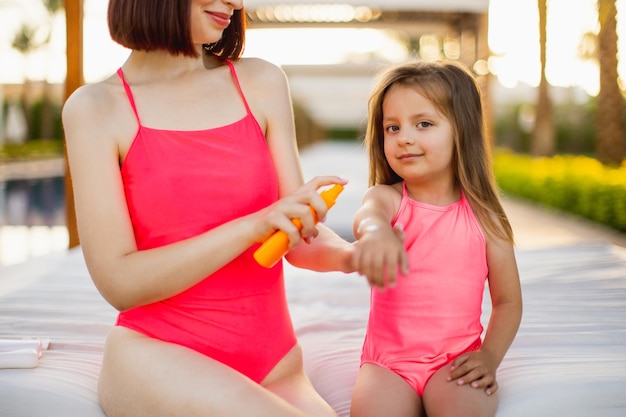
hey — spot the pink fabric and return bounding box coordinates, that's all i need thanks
[114,62,297,383]
[361,183,487,394]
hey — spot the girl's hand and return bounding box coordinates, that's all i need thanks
[447,349,499,396]
[256,176,347,249]
[352,223,408,289]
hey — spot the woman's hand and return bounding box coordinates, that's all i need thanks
[255,176,347,249]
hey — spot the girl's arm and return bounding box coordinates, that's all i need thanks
[350,184,408,288]
[481,235,523,371]
[448,232,523,395]
[62,61,344,312]
[285,220,355,273]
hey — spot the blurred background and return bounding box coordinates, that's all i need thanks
[0,0,625,266]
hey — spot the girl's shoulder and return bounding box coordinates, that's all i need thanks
[363,182,403,215]
[367,182,403,197]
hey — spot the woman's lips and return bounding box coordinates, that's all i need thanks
[208,11,231,28]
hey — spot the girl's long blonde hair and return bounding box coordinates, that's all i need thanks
[364,60,514,243]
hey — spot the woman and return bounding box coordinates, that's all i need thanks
[62,1,353,416]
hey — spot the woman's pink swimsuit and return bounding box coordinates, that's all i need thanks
[115,61,297,383]
[360,183,488,395]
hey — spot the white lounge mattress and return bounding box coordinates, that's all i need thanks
[1,242,625,417]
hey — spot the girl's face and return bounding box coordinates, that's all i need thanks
[190,0,243,45]
[382,83,455,186]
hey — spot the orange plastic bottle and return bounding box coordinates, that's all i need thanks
[253,184,344,268]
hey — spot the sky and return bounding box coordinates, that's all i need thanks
[0,0,624,96]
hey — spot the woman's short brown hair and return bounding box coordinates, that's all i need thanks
[107,0,246,60]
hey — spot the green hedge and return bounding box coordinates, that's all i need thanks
[494,150,626,232]
[0,139,65,161]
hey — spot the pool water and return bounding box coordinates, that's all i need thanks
[0,176,68,267]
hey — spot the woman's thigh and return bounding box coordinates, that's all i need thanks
[261,345,337,417]
[422,365,498,417]
[98,327,326,417]
[350,363,424,417]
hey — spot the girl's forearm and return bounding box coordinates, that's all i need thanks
[285,224,353,273]
[480,301,523,367]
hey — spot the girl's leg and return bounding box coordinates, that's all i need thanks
[98,327,335,417]
[350,363,424,417]
[422,365,499,417]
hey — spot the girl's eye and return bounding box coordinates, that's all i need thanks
[417,121,432,128]
[384,125,399,133]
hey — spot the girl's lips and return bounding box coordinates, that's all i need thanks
[398,153,423,161]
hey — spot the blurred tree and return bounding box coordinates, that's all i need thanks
[597,0,624,165]
[10,23,38,140]
[10,0,63,141]
[531,0,555,156]
[64,0,84,248]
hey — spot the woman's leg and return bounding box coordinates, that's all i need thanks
[422,365,499,417]
[350,363,424,417]
[98,327,334,417]
[261,344,337,417]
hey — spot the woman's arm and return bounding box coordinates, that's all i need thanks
[63,83,270,311]
[237,58,354,273]
[62,66,344,311]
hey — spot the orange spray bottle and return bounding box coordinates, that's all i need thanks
[253,184,344,268]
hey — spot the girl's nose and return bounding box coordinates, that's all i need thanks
[398,131,415,145]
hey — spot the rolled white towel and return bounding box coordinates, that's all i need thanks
[0,339,43,358]
[0,349,40,369]
[39,338,50,350]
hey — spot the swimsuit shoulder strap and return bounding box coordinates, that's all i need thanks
[116,68,141,125]
[225,60,253,116]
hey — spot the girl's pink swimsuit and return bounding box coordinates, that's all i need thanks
[115,61,297,383]
[361,183,488,395]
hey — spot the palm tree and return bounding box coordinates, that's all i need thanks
[531,0,554,156]
[10,0,63,141]
[64,0,85,249]
[596,0,624,165]
[10,23,39,141]
[38,0,64,141]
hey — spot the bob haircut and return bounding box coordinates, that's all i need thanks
[108,0,246,60]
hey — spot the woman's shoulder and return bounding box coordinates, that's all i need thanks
[228,57,291,126]
[232,57,287,85]
[62,72,135,148]
[63,73,122,121]
[235,56,282,71]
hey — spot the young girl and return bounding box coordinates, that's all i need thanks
[350,61,523,417]
[62,1,353,416]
